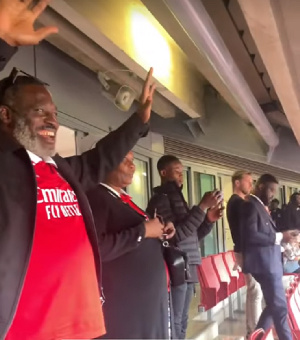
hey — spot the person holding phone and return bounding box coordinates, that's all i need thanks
[87,151,175,339]
[146,155,223,339]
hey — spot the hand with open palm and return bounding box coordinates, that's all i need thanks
[137,67,156,123]
[0,0,58,46]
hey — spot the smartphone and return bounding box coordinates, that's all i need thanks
[214,189,224,203]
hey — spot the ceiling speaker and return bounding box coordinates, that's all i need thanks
[115,85,136,111]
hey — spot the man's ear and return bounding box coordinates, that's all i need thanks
[160,169,167,178]
[258,183,264,192]
[0,105,13,126]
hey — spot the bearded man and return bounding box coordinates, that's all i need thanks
[0,1,155,339]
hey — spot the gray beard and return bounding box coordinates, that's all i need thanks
[13,118,55,158]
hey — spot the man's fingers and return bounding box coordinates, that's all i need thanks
[141,67,153,97]
[32,0,51,18]
[33,26,58,43]
[149,83,156,98]
[144,67,153,87]
[142,96,152,110]
[165,226,176,239]
[163,224,173,232]
[23,0,33,6]
[165,226,174,232]
[166,233,174,240]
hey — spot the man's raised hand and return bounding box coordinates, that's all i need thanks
[0,0,58,46]
[137,67,156,123]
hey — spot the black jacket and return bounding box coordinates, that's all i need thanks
[226,194,244,253]
[0,39,17,72]
[0,40,148,339]
[270,208,284,231]
[146,181,213,275]
[283,199,300,231]
[87,185,169,339]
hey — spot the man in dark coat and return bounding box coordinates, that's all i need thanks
[146,155,223,339]
[241,174,299,340]
[0,1,155,339]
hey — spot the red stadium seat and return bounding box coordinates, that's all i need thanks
[286,282,300,340]
[262,328,275,340]
[292,330,300,340]
[249,328,264,340]
[223,251,246,289]
[249,328,274,340]
[287,288,300,330]
[211,253,237,295]
[197,256,229,311]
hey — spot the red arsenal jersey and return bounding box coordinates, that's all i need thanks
[6,154,105,340]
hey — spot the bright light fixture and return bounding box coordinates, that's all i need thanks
[130,10,172,84]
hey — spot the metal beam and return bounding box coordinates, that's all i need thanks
[238,0,300,144]
[163,0,279,148]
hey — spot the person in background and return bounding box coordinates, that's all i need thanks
[283,192,300,230]
[282,235,300,274]
[0,1,156,339]
[226,170,263,339]
[282,203,288,214]
[270,198,284,230]
[87,151,175,339]
[241,174,299,340]
[146,155,223,340]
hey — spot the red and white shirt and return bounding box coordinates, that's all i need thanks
[6,152,105,340]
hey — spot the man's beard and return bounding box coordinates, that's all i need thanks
[241,188,251,196]
[13,118,56,158]
[260,193,269,206]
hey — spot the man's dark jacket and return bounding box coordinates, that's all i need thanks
[0,40,148,339]
[241,196,282,275]
[146,181,213,282]
[283,201,300,231]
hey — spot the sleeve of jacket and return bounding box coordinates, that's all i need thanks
[0,39,18,72]
[64,112,149,192]
[146,193,207,242]
[87,188,146,262]
[241,201,276,247]
[197,219,214,240]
